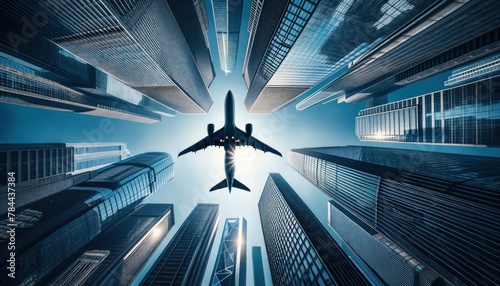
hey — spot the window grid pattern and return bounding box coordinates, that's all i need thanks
[356,76,500,146]
[288,148,500,285]
[445,53,500,86]
[258,0,319,82]
[259,174,371,285]
[2,153,172,285]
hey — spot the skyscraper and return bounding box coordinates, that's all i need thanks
[444,53,500,87]
[210,217,247,286]
[355,75,500,146]
[258,173,371,285]
[288,146,500,285]
[44,203,175,286]
[0,152,174,285]
[1,0,215,114]
[242,0,455,113]
[251,247,266,286]
[212,0,243,73]
[141,203,219,286]
[0,142,127,213]
[301,1,500,109]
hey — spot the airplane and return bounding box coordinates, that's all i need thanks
[178,90,282,193]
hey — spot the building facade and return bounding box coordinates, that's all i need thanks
[67,142,128,174]
[210,217,247,286]
[258,173,370,285]
[44,203,175,285]
[141,203,220,286]
[242,0,445,113]
[355,75,500,146]
[312,1,500,107]
[1,0,214,114]
[251,246,266,286]
[0,152,174,285]
[444,53,500,87]
[212,0,243,73]
[288,146,500,285]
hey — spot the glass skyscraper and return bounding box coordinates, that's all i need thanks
[1,0,215,114]
[258,173,370,285]
[251,246,266,286]
[355,75,500,146]
[212,0,243,73]
[141,203,220,286]
[0,152,174,285]
[288,146,500,285]
[210,217,247,286]
[243,0,447,113]
[44,203,175,286]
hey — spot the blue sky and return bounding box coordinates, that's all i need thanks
[1,0,500,285]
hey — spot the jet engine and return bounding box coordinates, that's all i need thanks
[245,123,253,136]
[207,123,214,136]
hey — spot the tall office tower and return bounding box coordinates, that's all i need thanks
[288,147,500,285]
[212,0,243,73]
[355,75,500,146]
[444,53,500,86]
[210,217,247,286]
[242,0,451,113]
[44,203,174,286]
[251,247,266,286]
[0,142,127,213]
[299,1,500,109]
[67,142,128,174]
[0,51,163,123]
[142,204,220,286]
[1,0,214,114]
[258,173,371,285]
[0,152,174,285]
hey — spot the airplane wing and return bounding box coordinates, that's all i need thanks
[235,127,282,157]
[178,128,224,156]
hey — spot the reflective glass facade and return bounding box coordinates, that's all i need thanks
[243,0,438,113]
[212,0,243,73]
[1,0,214,114]
[356,76,500,146]
[210,217,247,286]
[258,173,370,285]
[0,152,174,285]
[45,204,174,286]
[67,142,127,174]
[445,53,500,86]
[142,204,219,286]
[252,247,266,286]
[288,147,500,285]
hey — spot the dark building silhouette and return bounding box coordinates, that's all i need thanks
[44,203,174,286]
[0,152,174,285]
[212,0,243,73]
[251,246,266,286]
[258,173,370,285]
[1,0,214,114]
[356,75,500,146]
[288,146,500,285]
[243,0,448,113]
[141,203,219,286]
[210,217,247,286]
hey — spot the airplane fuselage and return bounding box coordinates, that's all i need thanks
[223,92,237,192]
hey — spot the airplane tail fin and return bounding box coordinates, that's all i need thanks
[210,179,228,192]
[233,178,250,192]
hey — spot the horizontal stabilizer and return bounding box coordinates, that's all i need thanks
[233,178,250,192]
[210,179,228,192]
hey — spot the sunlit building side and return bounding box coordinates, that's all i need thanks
[0,152,174,285]
[355,75,500,146]
[44,204,174,286]
[288,147,500,285]
[258,173,371,285]
[210,217,247,286]
[141,204,220,286]
[444,53,500,86]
